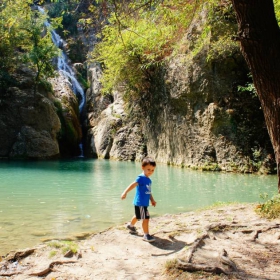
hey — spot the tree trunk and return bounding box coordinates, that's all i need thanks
[231,0,280,192]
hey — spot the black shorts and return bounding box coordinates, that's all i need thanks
[135,206,150,220]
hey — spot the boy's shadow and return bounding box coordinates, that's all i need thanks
[133,233,186,257]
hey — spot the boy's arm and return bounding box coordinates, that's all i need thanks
[121,182,138,199]
[150,194,156,207]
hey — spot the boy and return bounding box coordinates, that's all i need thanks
[121,157,157,242]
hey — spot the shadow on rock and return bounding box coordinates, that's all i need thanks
[149,236,186,256]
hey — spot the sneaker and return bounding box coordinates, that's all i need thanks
[143,234,155,242]
[126,224,137,233]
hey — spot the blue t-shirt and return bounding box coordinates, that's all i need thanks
[133,173,152,207]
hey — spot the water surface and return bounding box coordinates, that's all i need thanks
[0,159,277,255]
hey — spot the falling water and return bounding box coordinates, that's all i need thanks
[38,6,85,155]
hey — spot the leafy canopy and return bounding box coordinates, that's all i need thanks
[0,0,60,91]
[91,0,202,95]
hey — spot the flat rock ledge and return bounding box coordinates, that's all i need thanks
[1,203,280,280]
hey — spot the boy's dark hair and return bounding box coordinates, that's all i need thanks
[142,157,156,167]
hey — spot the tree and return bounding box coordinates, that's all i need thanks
[23,9,59,94]
[0,0,59,93]
[230,0,280,192]
[0,0,31,91]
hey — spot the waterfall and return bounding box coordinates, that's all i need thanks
[38,6,85,112]
[38,6,85,157]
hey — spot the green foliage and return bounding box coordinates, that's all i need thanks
[201,163,221,172]
[256,193,280,219]
[22,10,60,83]
[274,0,280,26]
[0,0,31,70]
[38,78,53,92]
[49,250,57,258]
[47,240,78,255]
[46,0,81,36]
[249,146,263,171]
[238,74,257,97]
[91,0,202,95]
[238,82,257,96]
[76,72,89,89]
[203,0,239,62]
[67,37,87,63]
[0,0,60,92]
[90,0,243,96]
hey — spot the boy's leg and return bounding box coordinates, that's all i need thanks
[140,207,155,242]
[142,219,155,242]
[130,215,137,226]
[142,218,149,234]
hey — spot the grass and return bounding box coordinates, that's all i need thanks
[47,240,78,256]
[197,201,238,212]
[49,250,57,258]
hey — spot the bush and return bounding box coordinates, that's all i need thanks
[256,193,280,219]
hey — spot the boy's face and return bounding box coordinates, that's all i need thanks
[142,164,156,177]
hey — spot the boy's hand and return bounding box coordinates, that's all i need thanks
[151,199,156,207]
[121,192,127,200]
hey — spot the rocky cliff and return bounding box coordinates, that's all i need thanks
[0,67,60,159]
[85,9,275,173]
[0,66,82,159]
[86,63,146,161]
[85,52,274,173]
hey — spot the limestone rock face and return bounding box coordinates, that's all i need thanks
[141,49,273,172]
[0,74,61,159]
[86,63,146,160]
[9,126,59,159]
